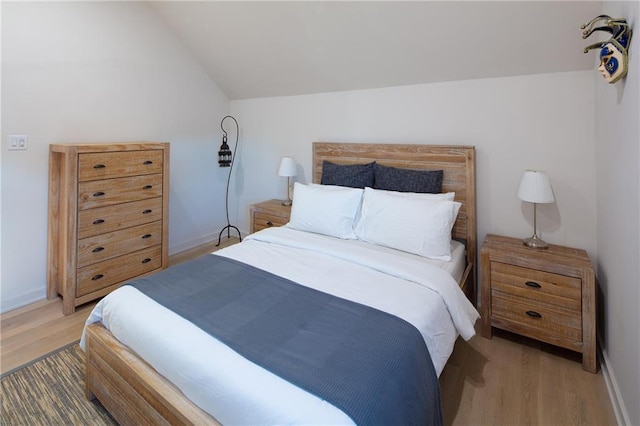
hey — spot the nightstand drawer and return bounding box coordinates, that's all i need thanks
[492,291,582,342]
[491,261,581,310]
[253,212,288,231]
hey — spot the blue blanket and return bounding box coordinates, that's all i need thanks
[128,253,443,425]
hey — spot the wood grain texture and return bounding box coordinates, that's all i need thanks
[47,143,170,315]
[78,150,164,181]
[0,298,96,376]
[249,199,292,233]
[440,327,616,425]
[480,234,597,373]
[85,324,219,426]
[78,174,163,210]
[313,142,477,301]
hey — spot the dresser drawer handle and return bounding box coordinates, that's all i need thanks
[525,281,542,289]
[93,164,106,169]
[93,191,105,197]
[142,209,152,214]
[266,221,273,227]
[142,234,152,239]
[92,247,104,253]
[526,310,542,319]
[143,185,153,190]
[92,274,104,281]
[141,258,152,264]
[143,160,153,165]
[93,219,105,225]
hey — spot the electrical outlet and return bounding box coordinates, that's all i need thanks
[8,135,28,151]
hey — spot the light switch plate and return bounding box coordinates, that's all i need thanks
[8,135,28,151]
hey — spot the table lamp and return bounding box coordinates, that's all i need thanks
[517,170,555,249]
[278,157,297,206]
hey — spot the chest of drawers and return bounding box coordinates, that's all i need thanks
[47,143,169,315]
[480,234,596,372]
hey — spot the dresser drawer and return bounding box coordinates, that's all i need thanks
[491,261,581,311]
[76,246,162,297]
[491,291,582,342]
[253,211,289,232]
[77,221,162,268]
[78,198,163,239]
[79,150,164,181]
[78,174,163,210]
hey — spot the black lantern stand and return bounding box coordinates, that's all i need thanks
[216,115,242,246]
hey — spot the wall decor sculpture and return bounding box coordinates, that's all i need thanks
[581,15,632,84]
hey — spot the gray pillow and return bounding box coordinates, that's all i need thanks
[321,161,375,188]
[373,164,443,193]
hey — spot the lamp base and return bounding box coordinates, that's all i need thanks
[281,198,292,206]
[523,234,549,249]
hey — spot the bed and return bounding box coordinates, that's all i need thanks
[81,142,479,425]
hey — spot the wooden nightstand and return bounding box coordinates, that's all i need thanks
[480,234,597,373]
[250,199,292,233]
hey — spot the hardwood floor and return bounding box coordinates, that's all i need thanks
[2,234,617,424]
[0,236,240,376]
[440,327,617,425]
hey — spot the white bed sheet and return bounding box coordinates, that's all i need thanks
[81,227,479,425]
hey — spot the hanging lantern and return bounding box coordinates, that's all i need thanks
[218,134,232,167]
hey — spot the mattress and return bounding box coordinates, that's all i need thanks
[81,226,478,425]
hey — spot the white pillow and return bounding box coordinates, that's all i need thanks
[355,187,461,260]
[287,183,363,239]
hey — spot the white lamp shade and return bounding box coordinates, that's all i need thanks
[517,170,555,203]
[278,157,297,177]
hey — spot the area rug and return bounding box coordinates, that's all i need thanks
[1,343,117,425]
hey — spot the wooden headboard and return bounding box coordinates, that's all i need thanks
[312,142,477,302]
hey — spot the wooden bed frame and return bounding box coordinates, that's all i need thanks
[84,143,477,425]
[312,142,477,301]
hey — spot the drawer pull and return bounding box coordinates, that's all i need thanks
[142,234,152,239]
[93,164,106,169]
[143,160,153,165]
[143,185,153,190]
[141,258,152,264]
[92,274,104,281]
[93,191,105,197]
[525,281,542,289]
[93,219,105,225]
[266,221,273,227]
[92,247,104,253]
[142,209,152,214]
[526,310,542,319]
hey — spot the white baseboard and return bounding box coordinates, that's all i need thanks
[599,339,631,425]
[0,289,46,314]
[169,230,247,255]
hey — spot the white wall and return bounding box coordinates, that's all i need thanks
[1,2,230,312]
[594,2,639,425]
[230,71,597,260]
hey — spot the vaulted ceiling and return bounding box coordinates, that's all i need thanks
[149,1,604,100]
